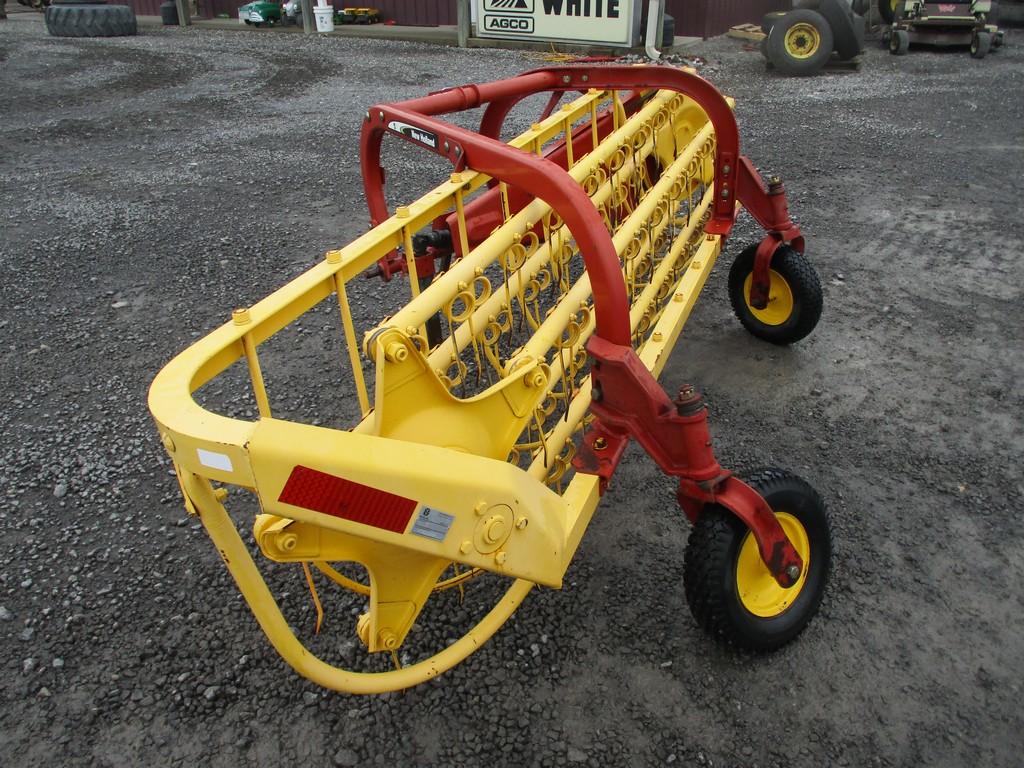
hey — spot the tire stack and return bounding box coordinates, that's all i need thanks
[761,0,866,76]
[45,0,137,37]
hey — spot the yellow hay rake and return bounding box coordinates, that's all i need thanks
[149,66,830,694]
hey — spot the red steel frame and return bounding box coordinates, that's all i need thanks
[359,66,806,587]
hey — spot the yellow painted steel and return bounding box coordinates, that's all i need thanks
[736,512,810,617]
[784,23,822,59]
[149,81,736,693]
[743,269,795,326]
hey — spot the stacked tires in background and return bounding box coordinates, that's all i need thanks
[45,0,137,36]
[761,0,867,76]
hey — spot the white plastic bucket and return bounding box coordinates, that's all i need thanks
[313,6,334,32]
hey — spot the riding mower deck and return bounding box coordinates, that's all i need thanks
[761,0,868,76]
[884,1,1003,57]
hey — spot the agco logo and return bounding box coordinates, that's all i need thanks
[484,0,534,11]
[484,14,535,32]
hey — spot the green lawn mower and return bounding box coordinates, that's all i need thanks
[761,0,869,76]
[883,1,1003,57]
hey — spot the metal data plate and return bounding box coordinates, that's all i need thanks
[410,506,455,541]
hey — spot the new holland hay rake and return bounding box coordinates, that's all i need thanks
[149,66,830,694]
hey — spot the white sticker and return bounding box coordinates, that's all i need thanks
[410,506,455,541]
[197,448,233,473]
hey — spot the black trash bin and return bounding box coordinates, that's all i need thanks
[160,0,178,25]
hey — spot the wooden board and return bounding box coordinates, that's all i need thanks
[764,55,863,72]
[728,23,765,42]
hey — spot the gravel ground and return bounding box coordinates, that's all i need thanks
[2,15,1023,768]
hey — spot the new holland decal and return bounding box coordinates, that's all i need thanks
[387,120,438,149]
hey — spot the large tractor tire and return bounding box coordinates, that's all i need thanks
[820,0,862,59]
[765,9,835,76]
[45,1,138,36]
[762,10,788,34]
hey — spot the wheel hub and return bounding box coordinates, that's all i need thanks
[743,269,794,326]
[736,511,810,617]
[784,23,821,59]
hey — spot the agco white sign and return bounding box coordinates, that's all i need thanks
[476,0,639,47]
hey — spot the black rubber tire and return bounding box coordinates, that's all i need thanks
[853,12,866,47]
[45,3,136,35]
[971,30,992,57]
[765,9,834,76]
[761,10,787,34]
[792,0,820,8]
[820,0,861,58]
[684,469,831,652]
[889,27,909,54]
[851,0,869,15]
[878,0,897,24]
[728,243,823,345]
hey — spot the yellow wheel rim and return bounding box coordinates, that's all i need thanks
[743,269,794,326]
[735,512,810,618]
[783,23,821,59]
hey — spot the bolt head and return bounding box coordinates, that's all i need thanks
[785,565,801,581]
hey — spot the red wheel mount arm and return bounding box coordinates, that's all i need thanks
[574,337,804,588]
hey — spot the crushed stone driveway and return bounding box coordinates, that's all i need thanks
[1,16,1022,768]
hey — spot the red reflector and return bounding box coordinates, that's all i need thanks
[278,466,416,534]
